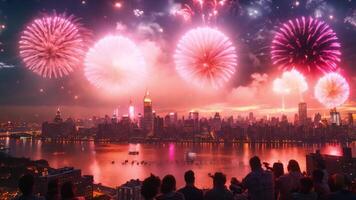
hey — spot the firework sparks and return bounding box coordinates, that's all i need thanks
[170,4,194,22]
[19,13,90,78]
[0,62,15,69]
[84,35,146,94]
[171,0,228,24]
[133,9,144,17]
[272,17,341,74]
[174,27,237,89]
[314,73,350,108]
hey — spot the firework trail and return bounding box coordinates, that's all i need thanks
[271,17,341,74]
[19,13,90,78]
[84,35,146,94]
[314,73,350,108]
[174,27,237,89]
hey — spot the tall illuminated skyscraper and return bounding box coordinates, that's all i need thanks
[129,99,135,121]
[143,90,153,134]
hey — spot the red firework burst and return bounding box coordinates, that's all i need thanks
[19,13,90,78]
[174,27,237,88]
[271,17,341,74]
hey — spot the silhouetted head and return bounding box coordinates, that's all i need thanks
[61,181,75,199]
[272,162,284,178]
[161,175,176,194]
[184,170,195,185]
[249,156,262,171]
[141,174,161,200]
[18,174,34,196]
[46,179,59,199]
[287,160,301,173]
[300,177,313,194]
[312,169,324,183]
[212,172,226,188]
[331,173,351,191]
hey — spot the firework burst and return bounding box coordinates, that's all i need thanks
[84,35,146,93]
[174,27,237,88]
[19,13,90,78]
[271,17,341,74]
[273,69,308,95]
[314,73,349,108]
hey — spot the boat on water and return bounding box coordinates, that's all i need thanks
[185,151,197,162]
[128,144,139,155]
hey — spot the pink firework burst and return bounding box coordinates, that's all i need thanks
[174,27,237,88]
[271,17,341,74]
[314,73,350,108]
[84,35,146,94]
[19,13,90,78]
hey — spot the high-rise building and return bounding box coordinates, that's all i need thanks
[143,90,153,135]
[330,108,341,126]
[129,99,135,121]
[313,113,322,126]
[189,111,199,133]
[248,112,254,122]
[54,108,63,123]
[298,102,307,125]
[42,109,76,138]
[294,114,299,125]
[212,112,222,132]
[347,113,354,127]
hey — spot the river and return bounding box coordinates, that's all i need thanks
[1,138,355,188]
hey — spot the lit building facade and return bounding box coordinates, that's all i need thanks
[143,91,153,135]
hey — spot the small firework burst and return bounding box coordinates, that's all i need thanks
[314,73,349,108]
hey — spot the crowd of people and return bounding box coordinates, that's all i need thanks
[13,156,356,200]
[141,156,355,200]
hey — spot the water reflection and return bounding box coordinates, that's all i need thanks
[1,138,355,189]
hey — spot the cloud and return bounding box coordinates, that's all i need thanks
[228,73,269,105]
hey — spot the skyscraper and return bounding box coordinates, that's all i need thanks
[347,113,354,127]
[298,102,307,125]
[129,99,135,121]
[143,90,153,135]
[330,108,341,126]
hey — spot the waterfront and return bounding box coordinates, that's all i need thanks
[1,138,356,188]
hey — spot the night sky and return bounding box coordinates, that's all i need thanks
[0,0,355,121]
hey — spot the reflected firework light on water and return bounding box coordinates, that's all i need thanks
[272,17,341,74]
[19,13,90,78]
[174,27,237,89]
[314,73,350,108]
[84,35,146,94]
